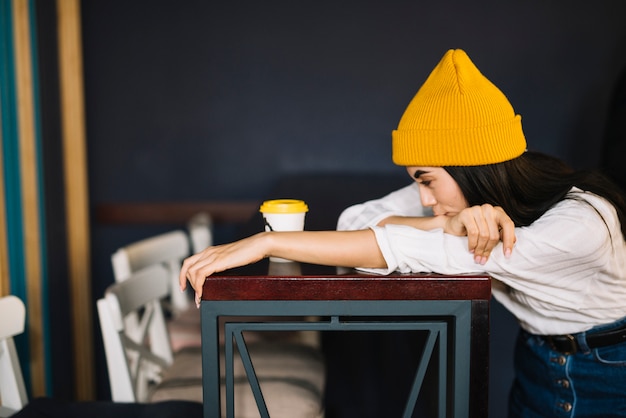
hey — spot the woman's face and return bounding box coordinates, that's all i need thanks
[406,166,469,216]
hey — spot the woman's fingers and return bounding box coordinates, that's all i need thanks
[179,248,222,307]
[179,233,270,308]
[497,210,516,258]
[453,204,516,264]
[462,206,493,264]
[179,253,199,291]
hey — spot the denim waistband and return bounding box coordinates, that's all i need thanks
[573,315,626,351]
[531,316,626,354]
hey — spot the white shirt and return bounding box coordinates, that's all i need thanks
[337,183,626,335]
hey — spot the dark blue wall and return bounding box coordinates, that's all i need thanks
[82,1,626,204]
[81,1,626,415]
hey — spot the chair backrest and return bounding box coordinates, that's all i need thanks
[0,295,28,417]
[111,230,190,314]
[97,264,173,402]
[187,212,213,255]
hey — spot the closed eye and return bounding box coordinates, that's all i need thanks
[412,169,433,187]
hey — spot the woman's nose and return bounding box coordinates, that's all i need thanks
[419,188,437,207]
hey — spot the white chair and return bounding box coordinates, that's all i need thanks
[111,229,191,315]
[111,225,207,351]
[97,264,325,417]
[98,264,190,402]
[0,295,28,417]
[187,212,213,255]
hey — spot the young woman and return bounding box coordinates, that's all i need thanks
[180,49,626,417]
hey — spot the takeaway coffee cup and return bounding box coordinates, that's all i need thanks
[259,199,308,263]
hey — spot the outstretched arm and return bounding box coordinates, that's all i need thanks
[179,229,385,306]
[378,204,516,265]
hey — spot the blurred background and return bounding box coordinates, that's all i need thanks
[2,1,626,416]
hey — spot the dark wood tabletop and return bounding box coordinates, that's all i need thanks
[202,260,492,302]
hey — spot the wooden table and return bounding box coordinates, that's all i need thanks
[200,261,491,418]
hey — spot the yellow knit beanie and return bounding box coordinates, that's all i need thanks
[392,49,526,166]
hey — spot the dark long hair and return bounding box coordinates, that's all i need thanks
[444,151,626,240]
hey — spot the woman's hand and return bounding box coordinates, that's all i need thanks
[444,204,516,264]
[179,229,386,308]
[179,232,269,307]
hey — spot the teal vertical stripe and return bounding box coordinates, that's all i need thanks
[27,0,51,395]
[0,0,32,394]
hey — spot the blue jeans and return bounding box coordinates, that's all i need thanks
[509,317,626,418]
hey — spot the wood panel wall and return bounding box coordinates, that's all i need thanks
[57,0,94,400]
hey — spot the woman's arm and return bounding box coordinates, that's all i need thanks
[379,204,516,264]
[180,204,516,306]
[337,184,514,262]
[179,229,385,306]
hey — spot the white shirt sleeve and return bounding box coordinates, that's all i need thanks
[364,192,610,282]
[337,183,432,231]
[359,191,626,334]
